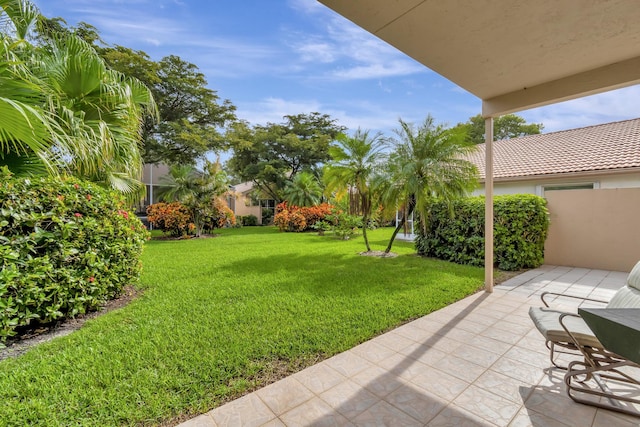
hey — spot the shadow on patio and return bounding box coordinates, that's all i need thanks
[181,265,638,427]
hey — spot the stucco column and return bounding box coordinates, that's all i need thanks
[484,117,494,292]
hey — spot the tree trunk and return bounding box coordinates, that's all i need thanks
[362,212,371,252]
[385,200,415,254]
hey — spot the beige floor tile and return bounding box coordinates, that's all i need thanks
[394,323,440,343]
[351,340,399,365]
[480,327,522,345]
[453,385,522,425]
[293,362,346,395]
[524,387,597,426]
[256,377,314,416]
[429,335,463,353]
[407,367,470,401]
[513,335,549,356]
[400,342,447,366]
[459,312,499,327]
[351,365,404,398]
[384,381,447,423]
[259,419,286,427]
[319,379,380,420]
[427,404,499,426]
[377,353,431,382]
[438,326,477,344]
[475,370,532,403]
[410,316,448,332]
[210,393,276,427]
[490,357,545,384]
[503,346,550,370]
[508,407,572,427]
[467,335,513,356]
[450,344,501,368]
[592,409,640,427]
[492,319,534,336]
[372,331,415,353]
[351,400,423,426]
[324,351,374,378]
[454,319,492,334]
[279,396,353,427]
[431,355,486,383]
[178,413,217,427]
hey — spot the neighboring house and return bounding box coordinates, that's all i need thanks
[228,182,276,225]
[466,118,640,272]
[136,163,171,213]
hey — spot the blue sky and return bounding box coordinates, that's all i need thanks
[34,0,640,136]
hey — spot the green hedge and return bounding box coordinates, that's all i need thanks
[415,194,549,270]
[0,170,149,341]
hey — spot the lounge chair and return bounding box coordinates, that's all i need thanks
[529,260,640,415]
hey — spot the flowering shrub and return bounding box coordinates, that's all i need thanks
[203,198,237,230]
[147,202,192,237]
[273,202,334,232]
[0,169,149,341]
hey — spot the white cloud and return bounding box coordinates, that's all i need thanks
[287,2,426,81]
[521,85,640,132]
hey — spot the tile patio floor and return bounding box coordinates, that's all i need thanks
[179,265,639,427]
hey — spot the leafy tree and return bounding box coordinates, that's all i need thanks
[35,18,236,166]
[157,161,229,237]
[324,130,388,252]
[453,113,543,144]
[227,112,345,202]
[0,0,156,194]
[381,116,478,254]
[283,171,323,207]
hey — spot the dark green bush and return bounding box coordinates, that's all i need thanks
[241,214,258,226]
[0,169,149,341]
[415,194,549,270]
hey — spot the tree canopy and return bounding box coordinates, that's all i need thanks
[0,1,156,193]
[37,18,236,166]
[226,113,345,202]
[453,114,543,144]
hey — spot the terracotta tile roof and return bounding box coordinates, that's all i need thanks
[467,118,640,181]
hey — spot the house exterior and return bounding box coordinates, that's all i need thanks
[466,118,640,272]
[467,118,640,197]
[228,182,276,225]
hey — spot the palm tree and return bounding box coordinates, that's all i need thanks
[0,0,156,194]
[382,115,479,253]
[324,130,388,252]
[283,171,322,207]
[158,161,229,237]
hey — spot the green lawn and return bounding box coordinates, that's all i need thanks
[0,227,484,426]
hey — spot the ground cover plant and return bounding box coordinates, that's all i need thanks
[0,227,484,426]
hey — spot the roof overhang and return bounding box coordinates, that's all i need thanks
[317,0,640,117]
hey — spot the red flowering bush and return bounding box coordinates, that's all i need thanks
[147,202,192,237]
[273,202,334,232]
[203,198,237,230]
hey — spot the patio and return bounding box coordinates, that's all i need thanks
[179,265,638,426]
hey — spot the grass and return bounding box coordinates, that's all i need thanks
[0,227,484,426]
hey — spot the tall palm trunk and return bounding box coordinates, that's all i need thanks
[361,193,372,251]
[385,196,415,253]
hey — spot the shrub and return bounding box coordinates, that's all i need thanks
[241,214,258,226]
[273,202,334,232]
[147,202,192,237]
[0,169,149,341]
[203,198,236,231]
[415,194,549,270]
[325,211,363,240]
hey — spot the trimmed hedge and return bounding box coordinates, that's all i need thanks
[0,170,149,341]
[415,194,549,271]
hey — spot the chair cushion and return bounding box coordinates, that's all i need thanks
[607,285,640,308]
[627,260,640,291]
[529,306,602,348]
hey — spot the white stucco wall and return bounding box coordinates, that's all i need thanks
[472,171,640,196]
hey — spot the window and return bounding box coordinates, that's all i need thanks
[537,182,598,196]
